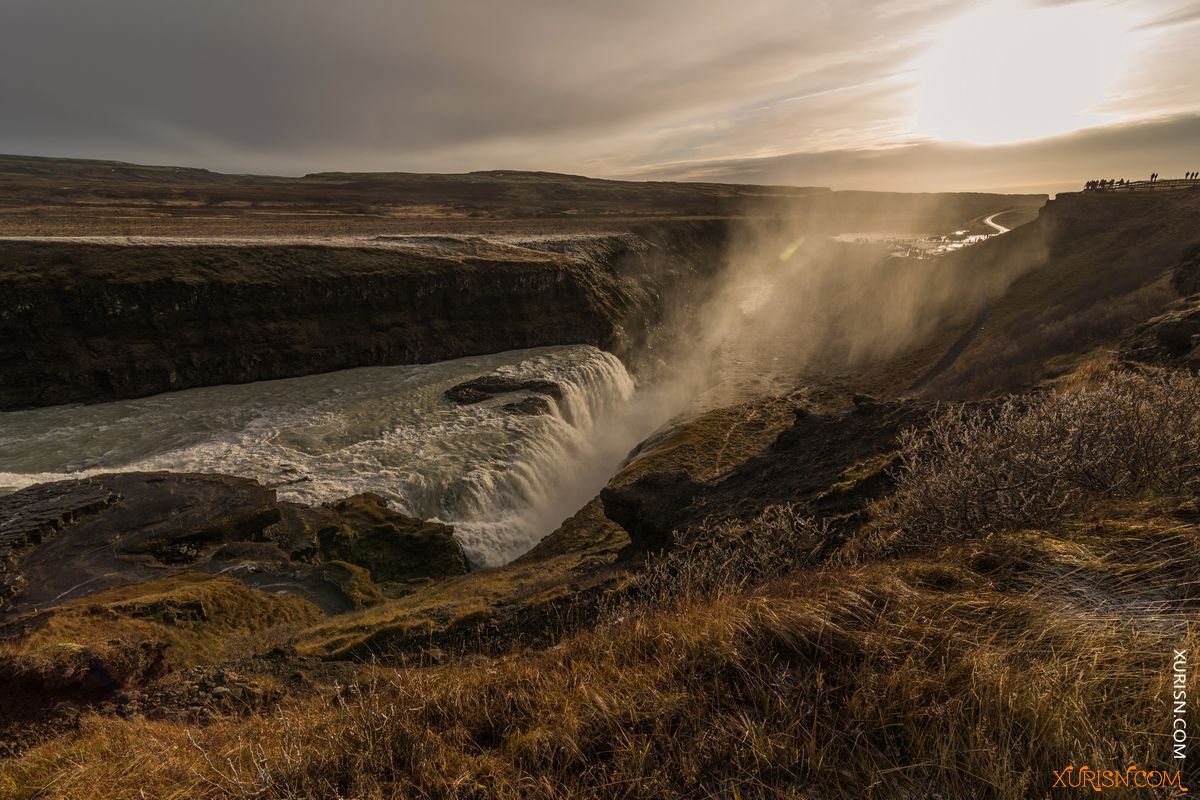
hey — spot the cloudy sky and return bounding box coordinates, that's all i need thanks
[2,0,1197,192]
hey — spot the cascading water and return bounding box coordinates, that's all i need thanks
[0,345,639,567]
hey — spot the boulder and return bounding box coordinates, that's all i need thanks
[444,375,564,405]
[318,493,469,583]
[1121,303,1200,365]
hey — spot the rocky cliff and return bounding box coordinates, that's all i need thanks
[0,221,727,409]
[915,187,1200,397]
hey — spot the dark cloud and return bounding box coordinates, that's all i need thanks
[0,0,1194,190]
[1,1,871,162]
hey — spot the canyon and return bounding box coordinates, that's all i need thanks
[3,156,1200,791]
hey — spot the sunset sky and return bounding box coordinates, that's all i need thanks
[3,0,1198,193]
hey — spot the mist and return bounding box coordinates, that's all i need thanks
[652,199,1048,411]
[528,193,1052,544]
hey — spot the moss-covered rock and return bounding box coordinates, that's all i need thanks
[317,561,387,610]
[318,494,469,583]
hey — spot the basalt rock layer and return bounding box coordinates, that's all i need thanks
[0,221,728,409]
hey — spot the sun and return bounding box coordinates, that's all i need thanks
[912,0,1139,145]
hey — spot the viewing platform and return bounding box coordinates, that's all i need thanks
[1086,177,1200,192]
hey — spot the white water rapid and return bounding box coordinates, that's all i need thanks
[0,345,642,566]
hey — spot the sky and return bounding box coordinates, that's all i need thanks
[1,0,1198,193]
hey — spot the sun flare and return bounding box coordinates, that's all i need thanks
[912,0,1140,144]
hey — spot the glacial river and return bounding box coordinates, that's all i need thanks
[0,345,644,566]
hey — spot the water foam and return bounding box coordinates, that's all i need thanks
[0,345,637,566]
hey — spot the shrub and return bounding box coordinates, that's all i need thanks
[860,368,1200,555]
[610,505,830,615]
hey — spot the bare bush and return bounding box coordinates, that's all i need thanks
[612,504,830,615]
[863,368,1200,554]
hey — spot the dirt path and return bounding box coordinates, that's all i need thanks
[906,308,989,393]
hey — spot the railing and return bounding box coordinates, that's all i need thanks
[1087,178,1200,192]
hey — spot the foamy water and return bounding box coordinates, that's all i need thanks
[0,345,640,566]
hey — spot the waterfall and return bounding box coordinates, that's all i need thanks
[415,347,637,566]
[0,344,644,568]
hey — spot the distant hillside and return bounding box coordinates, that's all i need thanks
[0,154,1044,237]
[0,154,825,236]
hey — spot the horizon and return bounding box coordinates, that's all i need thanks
[0,148,1107,198]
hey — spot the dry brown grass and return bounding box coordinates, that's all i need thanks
[609,504,830,614]
[4,491,1199,799]
[1,574,322,671]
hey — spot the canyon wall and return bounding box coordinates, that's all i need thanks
[0,221,727,409]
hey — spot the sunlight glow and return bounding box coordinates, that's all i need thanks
[912,0,1140,144]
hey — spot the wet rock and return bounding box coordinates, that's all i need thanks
[0,473,328,613]
[0,478,119,553]
[319,493,469,583]
[0,471,475,617]
[264,502,342,562]
[104,473,281,560]
[444,375,564,405]
[0,473,285,613]
[443,385,492,403]
[501,395,554,415]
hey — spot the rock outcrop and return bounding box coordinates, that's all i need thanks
[319,493,468,586]
[0,473,468,615]
[501,396,554,415]
[444,375,564,405]
[1121,303,1200,365]
[602,399,932,559]
[1120,243,1200,366]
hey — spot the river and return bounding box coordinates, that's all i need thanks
[0,345,648,567]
